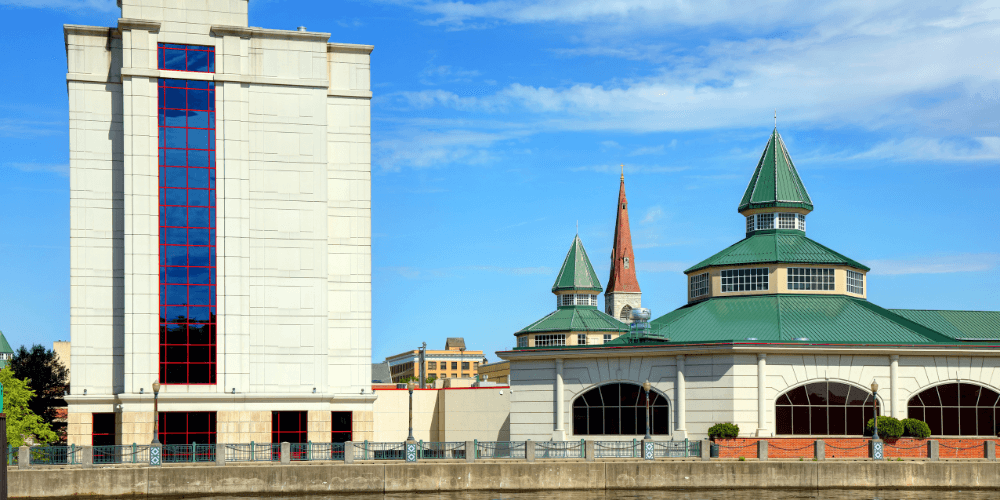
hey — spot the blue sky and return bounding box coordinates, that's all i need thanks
[0,0,998,363]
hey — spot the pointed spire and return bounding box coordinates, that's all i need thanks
[607,175,641,294]
[738,128,813,214]
[552,235,603,293]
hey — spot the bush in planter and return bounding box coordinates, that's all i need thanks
[865,416,903,438]
[708,423,740,439]
[901,418,931,438]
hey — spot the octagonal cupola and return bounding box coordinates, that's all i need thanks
[552,234,603,308]
[739,128,813,236]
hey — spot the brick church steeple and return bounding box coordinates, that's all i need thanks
[605,169,642,323]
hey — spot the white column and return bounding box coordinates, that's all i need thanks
[890,355,899,418]
[554,358,565,440]
[757,353,768,436]
[675,355,686,438]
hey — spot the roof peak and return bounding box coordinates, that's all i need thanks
[607,175,641,294]
[552,234,603,293]
[738,128,813,214]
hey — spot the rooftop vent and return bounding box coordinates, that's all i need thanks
[297,26,307,32]
[792,337,810,342]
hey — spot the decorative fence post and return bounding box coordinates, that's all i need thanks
[756,440,767,461]
[869,439,883,460]
[344,441,354,464]
[700,439,710,461]
[585,441,595,462]
[215,443,226,466]
[814,440,825,461]
[82,446,93,468]
[642,439,654,460]
[525,440,535,462]
[928,440,939,461]
[280,442,291,465]
[465,441,475,463]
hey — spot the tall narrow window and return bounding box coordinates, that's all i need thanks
[846,270,864,295]
[746,215,755,233]
[158,44,216,385]
[689,272,709,298]
[331,412,353,443]
[92,413,116,447]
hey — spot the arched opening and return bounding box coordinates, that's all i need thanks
[776,381,880,435]
[908,382,1000,436]
[619,305,632,322]
[572,383,669,436]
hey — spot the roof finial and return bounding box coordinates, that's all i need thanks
[774,109,777,128]
[576,220,579,235]
[620,163,624,181]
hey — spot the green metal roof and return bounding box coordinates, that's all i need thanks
[738,128,813,213]
[615,294,959,346]
[685,231,870,273]
[887,309,1000,341]
[552,235,603,293]
[0,331,11,354]
[517,306,629,334]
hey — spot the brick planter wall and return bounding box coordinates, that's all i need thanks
[712,438,999,459]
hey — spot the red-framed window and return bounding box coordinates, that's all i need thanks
[158,43,215,73]
[331,412,352,443]
[92,412,116,446]
[158,411,217,445]
[272,411,308,444]
[158,44,217,385]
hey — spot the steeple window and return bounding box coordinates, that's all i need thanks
[788,268,835,291]
[689,273,709,298]
[721,268,769,292]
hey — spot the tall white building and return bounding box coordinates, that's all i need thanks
[64,0,374,446]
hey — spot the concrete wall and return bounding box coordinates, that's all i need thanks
[13,462,1000,497]
[372,388,510,442]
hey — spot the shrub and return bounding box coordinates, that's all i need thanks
[865,416,904,438]
[902,418,931,439]
[708,423,740,439]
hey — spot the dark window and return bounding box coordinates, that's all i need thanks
[272,411,308,444]
[92,413,116,446]
[908,383,1000,436]
[451,362,458,370]
[776,382,879,435]
[158,71,217,385]
[462,362,470,370]
[331,412,352,443]
[158,411,216,445]
[573,383,670,436]
[158,43,215,73]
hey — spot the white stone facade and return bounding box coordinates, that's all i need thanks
[65,0,374,445]
[506,348,1000,440]
[605,291,641,324]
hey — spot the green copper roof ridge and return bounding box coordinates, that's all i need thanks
[739,128,814,212]
[684,232,869,273]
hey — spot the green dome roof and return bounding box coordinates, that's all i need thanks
[685,231,869,274]
[552,235,603,293]
[517,306,629,334]
[738,129,813,213]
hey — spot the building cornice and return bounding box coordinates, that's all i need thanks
[328,42,375,55]
[67,392,378,406]
[64,24,117,37]
[117,18,161,32]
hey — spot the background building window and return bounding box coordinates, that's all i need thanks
[573,383,670,435]
[577,334,587,345]
[159,411,216,445]
[603,334,612,343]
[788,267,835,291]
[534,334,566,347]
[689,272,709,298]
[776,382,878,435]
[428,361,436,370]
[846,270,864,295]
[451,373,457,378]
[721,268,768,292]
[451,362,458,370]
[908,383,1000,436]
[756,213,774,230]
[331,412,352,443]
[272,411,308,444]
[462,362,470,370]
[158,61,217,385]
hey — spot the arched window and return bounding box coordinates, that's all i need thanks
[573,383,669,436]
[619,305,632,322]
[776,382,880,435]
[908,382,1000,436]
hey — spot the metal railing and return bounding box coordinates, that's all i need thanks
[225,442,280,462]
[476,441,525,459]
[595,440,639,458]
[650,439,699,458]
[419,441,466,460]
[162,443,216,463]
[7,445,17,466]
[28,445,81,465]
[290,442,346,461]
[93,444,151,464]
[535,440,585,459]
[353,441,406,460]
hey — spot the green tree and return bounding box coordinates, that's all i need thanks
[11,344,68,433]
[0,368,58,447]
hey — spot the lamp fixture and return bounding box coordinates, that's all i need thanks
[231,388,236,394]
[871,379,879,393]
[83,389,87,395]
[140,388,144,394]
[312,387,317,394]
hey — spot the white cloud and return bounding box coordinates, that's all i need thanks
[4,163,69,176]
[851,137,1000,162]
[637,260,690,273]
[374,128,529,171]
[628,145,665,156]
[865,253,1000,275]
[569,163,688,174]
[640,206,663,224]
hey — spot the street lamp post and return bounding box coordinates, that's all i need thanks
[407,379,416,442]
[871,379,880,440]
[152,380,161,445]
[642,379,652,440]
